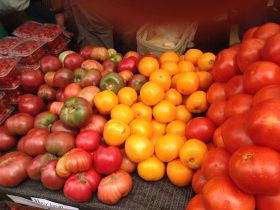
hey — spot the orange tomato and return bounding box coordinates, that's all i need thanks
[176,72,200,95]
[161,61,179,76]
[138,57,159,76]
[111,104,135,124]
[179,138,208,169]
[197,52,216,71]
[176,105,192,123]
[166,120,186,136]
[167,159,193,187]
[151,120,166,136]
[171,74,180,88]
[137,156,165,181]
[94,90,118,114]
[213,126,225,148]
[196,71,213,91]
[125,135,154,163]
[117,87,138,106]
[149,69,171,91]
[150,134,161,146]
[184,49,203,65]
[130,118,153,138]
[186,90,208,113]
[178,60,195,73]
[155,134,184,162]
[165,88,183,105]
[103,119,130,146]
[159,51,180,63]
[131,102,153,121]
[153,100,176,123]
[179,55,185,61]
[140,81,165,106]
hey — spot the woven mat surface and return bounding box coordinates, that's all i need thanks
[0,173,193,210]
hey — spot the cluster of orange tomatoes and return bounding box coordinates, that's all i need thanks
[93,49,216,187]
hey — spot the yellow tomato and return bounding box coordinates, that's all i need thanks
[131,102,153,121]
[167,159,193,187]
[94,90,118,115]
[151,120,166,136]
[137,156,165,181]
[155,134,184,162]
[118,87,138,106]
[166,120,186,136]
[179,138,208,169]
[153,100,176,123]
[140,81,165,106]
[130,118,153,138]
[103,120,130,146]
[111,104,135,124]
[125,135,154,163]
[176,105,192,123]
[149,69,171,91]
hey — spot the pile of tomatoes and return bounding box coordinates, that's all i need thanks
[2,21,280,209]
[187,22,280,210]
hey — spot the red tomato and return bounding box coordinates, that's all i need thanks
[120,149,137,173]
[0,126,16,151]
[206,100,226,126]
[202,176,255,210]
[5,113,34,136]
[191,169,207,194]
[75,130,100,152]
[27,153,57,180]
[56,148,93,178]
[94,145,123,175]
[20,128,49,156]
[253,22,280,40]
[81,115,107,135]
[0,152,32,187]
[51,120,78,136]
[242,26,259,41]
[212,47,240,82]
[229,146,280,195]
[221,114,253,154]
[201,148,230,180]
[18,94,45,116]
[64,83,81,99]
[186,194,207,210]
[243,61,280,94]
[64,169,101,202]
[45,131,75,156]
[256,192,280,210]
[213,126,225,148]
[224,94,253,119]
[262,33,280,66]
[97,170,133,205]
[252,85,280,106]
[225,75,245,98]
[206,82,226,104]
[236,38,264,72]
[185,117,216,143]
[41,160,66,190]
[247,99,280,151]
[49,101,64,115]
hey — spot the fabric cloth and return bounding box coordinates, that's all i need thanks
[0,0,30,14]
[0,174,193,210]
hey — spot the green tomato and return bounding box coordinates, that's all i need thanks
[99,72,124,94]
[60,97,93,128]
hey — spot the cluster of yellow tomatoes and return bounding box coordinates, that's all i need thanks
[93,49,216,187]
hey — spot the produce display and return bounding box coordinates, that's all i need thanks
[0,21,280,209]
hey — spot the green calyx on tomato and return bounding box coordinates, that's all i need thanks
[99,72,124,94]
[60,97,93,128]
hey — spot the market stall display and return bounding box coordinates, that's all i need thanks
[1,21,280,210]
